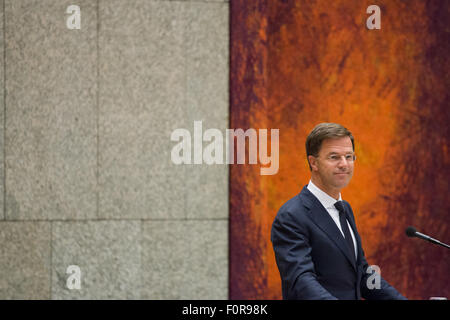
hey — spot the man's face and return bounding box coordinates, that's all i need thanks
[309,137,355,195]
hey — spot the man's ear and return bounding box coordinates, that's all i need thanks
[308,155,318,171]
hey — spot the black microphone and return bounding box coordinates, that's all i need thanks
[405,226,450,249]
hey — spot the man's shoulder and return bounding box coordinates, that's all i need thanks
[275,187,311,221]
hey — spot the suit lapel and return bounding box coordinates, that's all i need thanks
[342,202,362,265]
[299,187,357,271]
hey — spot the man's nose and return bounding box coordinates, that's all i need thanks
[337,156,349,167]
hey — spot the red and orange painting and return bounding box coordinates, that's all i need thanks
[230,0,449,300]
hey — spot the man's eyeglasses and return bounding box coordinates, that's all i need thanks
[321,153,356,163]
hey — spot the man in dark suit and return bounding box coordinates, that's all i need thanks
[271,123,406,300]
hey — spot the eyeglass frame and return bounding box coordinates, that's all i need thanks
[315,152,357,163]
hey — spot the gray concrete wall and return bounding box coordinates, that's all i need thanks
[0,0,229,299]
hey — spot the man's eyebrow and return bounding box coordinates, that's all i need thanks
[326,151,354,155]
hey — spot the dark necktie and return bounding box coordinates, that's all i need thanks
[334,201,356,262]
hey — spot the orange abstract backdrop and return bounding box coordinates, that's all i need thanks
[230,0,449,300]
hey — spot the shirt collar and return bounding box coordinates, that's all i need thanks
[307,180,342,209]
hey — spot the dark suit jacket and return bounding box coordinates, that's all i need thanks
[271,186,406,300]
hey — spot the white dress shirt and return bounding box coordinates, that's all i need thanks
[307,180,358,259]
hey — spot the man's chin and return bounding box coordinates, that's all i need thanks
[333,177,352,189]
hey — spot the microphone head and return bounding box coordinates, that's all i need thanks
[406,226,417,237]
